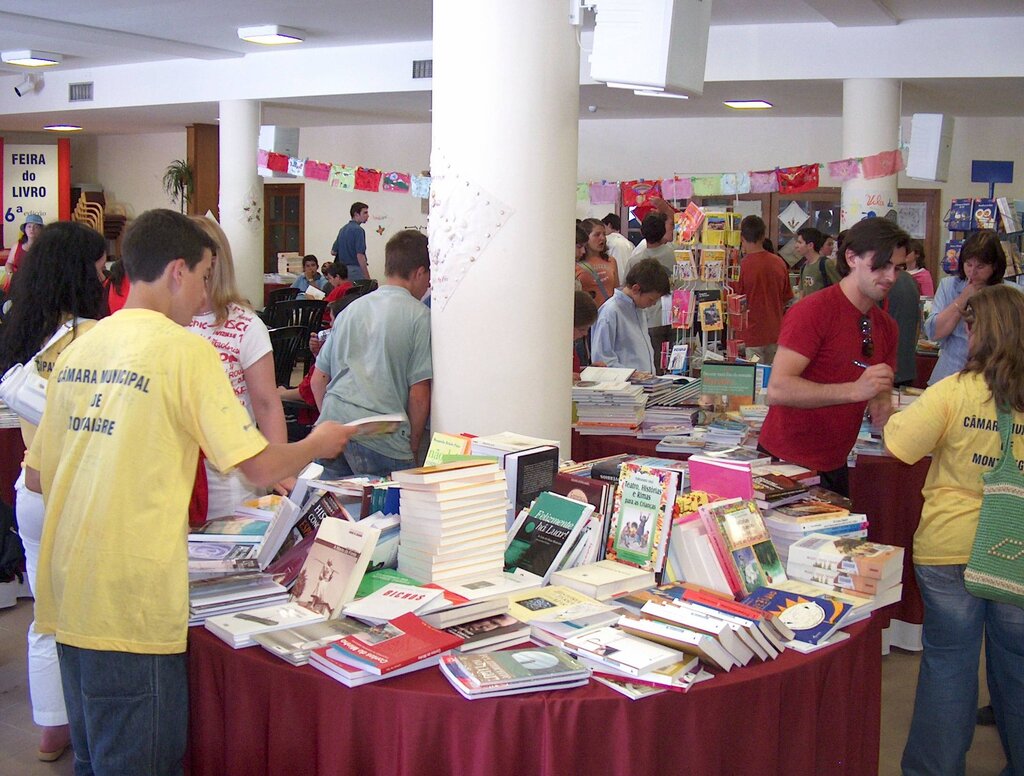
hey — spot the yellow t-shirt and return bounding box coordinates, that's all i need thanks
[19,318,98,450]
[25,309,269,654]
[883,371,1024,565]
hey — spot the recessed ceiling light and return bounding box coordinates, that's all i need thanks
[43,124,82,132]
[1,50,62,67]
[237,25,304,45]
[634,90,689,100]
[723,100,773,110]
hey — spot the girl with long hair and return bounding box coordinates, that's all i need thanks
[575,217,619,307]
[0,221,107,762]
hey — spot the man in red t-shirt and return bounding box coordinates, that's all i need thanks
[758,217,909,496]
[732,215,792,364]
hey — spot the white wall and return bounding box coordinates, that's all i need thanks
[298,124,430,279]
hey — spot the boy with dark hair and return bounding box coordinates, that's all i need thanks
[601,212,633,282]
[331,201,371,281]
[794,226,839,298]
[759,216,909,496]
[590,258,670,373]
[733,215,792,364]
[25,208,355,775]
[312,229,432,477]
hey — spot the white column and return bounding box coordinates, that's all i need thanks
[430,2,580,452]
[218,99,263,307]
[841,79,900,229]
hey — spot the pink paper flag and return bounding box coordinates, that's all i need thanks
[661,177,693,200]
[304,160,331,181]
[589,181,619,204]
[827,158,861,182]
[861,150,905,179]
[257,149,270,168]
[748,171,778,193]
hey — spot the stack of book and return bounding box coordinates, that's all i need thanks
[638,375,703,407]
[442,613,531,652]
[204,516,380,648]
[637,405,694,440]
[394,461,510,585]
[763,499,869,566]
[188,573,290,626]
[342,582,449,624]
[751,472,809,511]
[572,380,648,436]
[656,430,709,455]
[550,559,655,601]
[188,497,301,579]
[438,646,591,699]
[253,617,379,666]
[785,534,905,601]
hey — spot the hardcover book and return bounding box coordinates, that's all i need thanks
[330,611,464,675]
[504,491,594,583]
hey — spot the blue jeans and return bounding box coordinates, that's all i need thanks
[901,564,1024,776]
[319,439,413,478]
[57,644,188,776]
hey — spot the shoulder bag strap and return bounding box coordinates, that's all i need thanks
[579,261,611,301]
[993,409,1020,475]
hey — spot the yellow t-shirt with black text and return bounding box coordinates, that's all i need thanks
[25,309,268,654]
[883,371,1024,565]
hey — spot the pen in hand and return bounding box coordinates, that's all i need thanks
[852,360,870,369]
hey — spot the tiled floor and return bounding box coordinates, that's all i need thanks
[0,594,1009,775]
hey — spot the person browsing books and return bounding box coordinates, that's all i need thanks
[625,213,676,360]
[0,221,108,763]
[291,254,330,295]
[883,284,1024,776]
[758,217,907,496]
[23,209,357,776]
[311,229,432,477]
[188,216,290,518]
[731,215,793,365]
[575,218,619,308]
[590,258,670,374]
[923,230,1016,386]
[572,289,599,373]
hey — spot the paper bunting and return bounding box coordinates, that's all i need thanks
[692,176,722,197]
[382,171,411,193]
[426,152,513,311]
[661,177,693,200]
[355,167,382,192]
[304,160,331,181]
[329,164,355,191]
[589,181,619,204]
[748,171,778,193]
[410,175,431,198]
[827,158,861,182]
[266,152,289,173]
[861,150,905,179]
[775,164,819,194]
[620,180,662,207]
[720,172,750,195]
[576,183,590,202]
[287,157,305,177]
[257,149,270,168]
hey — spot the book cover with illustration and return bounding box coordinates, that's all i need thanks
[673,250,698,281]
[674,202,705,244]
[504,492,594,583]
[699,498,787,596]
[697,300,725,332]
[609,463,679,571]
[741,586,852,645]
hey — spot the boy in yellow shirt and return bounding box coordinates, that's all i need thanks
[25,209,356,775]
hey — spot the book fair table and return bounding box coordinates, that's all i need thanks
[187,620,882,776]
[570,431,928,647]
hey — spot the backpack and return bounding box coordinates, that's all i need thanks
[0,499,25,584]
[817,256,834,289]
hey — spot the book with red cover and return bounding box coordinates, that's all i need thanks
[329,612,464,675]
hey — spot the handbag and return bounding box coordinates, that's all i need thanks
[964,407,1024,608]
[0,319,78,426]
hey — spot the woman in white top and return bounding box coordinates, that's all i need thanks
[188,217,288,518]
[0,221,107,761]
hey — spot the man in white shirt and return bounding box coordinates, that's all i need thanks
[601,213,634,283]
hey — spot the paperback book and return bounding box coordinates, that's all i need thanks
[504,491,594,583]
[330,612,465,675]
[608,462,679,572]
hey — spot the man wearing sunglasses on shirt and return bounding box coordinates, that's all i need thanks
[758,217,910,496]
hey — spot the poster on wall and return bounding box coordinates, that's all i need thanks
[2,143,61,250]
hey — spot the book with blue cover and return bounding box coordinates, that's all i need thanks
[740,586,852,645]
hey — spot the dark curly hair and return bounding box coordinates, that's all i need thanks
[0,221,107,372]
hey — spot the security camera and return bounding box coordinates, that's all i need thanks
[14,75,40,97]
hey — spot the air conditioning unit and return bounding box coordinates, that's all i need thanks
[589,0,712,97]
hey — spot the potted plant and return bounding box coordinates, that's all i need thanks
[162,159,194,213]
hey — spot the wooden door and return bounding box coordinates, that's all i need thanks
[264,184,304,272]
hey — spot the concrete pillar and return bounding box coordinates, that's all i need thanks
[218,99,263,306]
[429,1,580,452]
[841,79,901,229]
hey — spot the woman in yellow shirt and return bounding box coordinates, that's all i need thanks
[0,221,107,761]
[884,284,1024,776]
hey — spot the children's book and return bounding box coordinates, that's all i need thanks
[698,498,787,596]
[608,462,679,572]
[946,198,975,231]
[741,586,853,645]
[697,300,724,332]
[673,250,698,281]
[674,202,705,244]
[972,198,998,231]
[700,248,726,282]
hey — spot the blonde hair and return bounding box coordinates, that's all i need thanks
[962,284,1024,412]
[189,216,251,325]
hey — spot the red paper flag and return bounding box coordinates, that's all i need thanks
[266,152,289,173]
[620,180,663,208]
[861,150,905,179]
[355,167,382,192]
[775,164,819,194]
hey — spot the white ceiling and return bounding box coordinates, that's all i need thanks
[0,0,1023,134]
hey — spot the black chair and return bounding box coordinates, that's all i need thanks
[268,300,327,372]
[268,325,305,388]
[261,286,302,325]
[352,279,378,295]
[329,285,364,319]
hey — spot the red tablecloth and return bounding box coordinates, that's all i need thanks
[187,620,880,776]
[570,432,925,625]
[914,353,937,389]
[0,427,25,505]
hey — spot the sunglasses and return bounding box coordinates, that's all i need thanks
[860,315,874,359]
